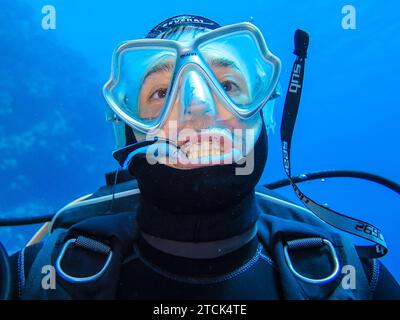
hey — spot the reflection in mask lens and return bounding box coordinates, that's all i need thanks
[113,48,177,124]
[198,31,275,113]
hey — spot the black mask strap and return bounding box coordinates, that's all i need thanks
[280,30,388,259]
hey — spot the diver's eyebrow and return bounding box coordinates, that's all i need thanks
[208,57,240,70]
[143,61,174,81]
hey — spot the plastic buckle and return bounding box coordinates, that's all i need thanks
[284,237,340,284]
[55,237,113,283]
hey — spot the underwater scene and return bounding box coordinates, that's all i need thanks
[0,0,399,293]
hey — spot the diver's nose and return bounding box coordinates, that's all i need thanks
[180,70,216,118]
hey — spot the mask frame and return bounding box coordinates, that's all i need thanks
[104,22,281,134]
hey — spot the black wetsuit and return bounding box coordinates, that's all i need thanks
[8,190,400,300]
[8,231,400,300]
[118,234,281,299]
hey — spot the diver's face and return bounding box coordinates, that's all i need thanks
[133,29,263,169]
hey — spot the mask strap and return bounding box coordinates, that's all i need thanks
[280,30,388,259]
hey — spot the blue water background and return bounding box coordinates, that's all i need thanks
[0,0,399,282]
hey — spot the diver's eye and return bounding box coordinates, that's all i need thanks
[221,80,241,96]
[149,88,168,101]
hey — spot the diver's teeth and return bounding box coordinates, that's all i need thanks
[183,140,226,161]
[189,150,198,160]
[187,148,222,159]
[200,149,210,158]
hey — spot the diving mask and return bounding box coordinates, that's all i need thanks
[103,22,281,134]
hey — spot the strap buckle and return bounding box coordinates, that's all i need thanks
[55,236,113,283]
[284,237,340,285]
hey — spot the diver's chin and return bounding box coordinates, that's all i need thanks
[158,148,244,170]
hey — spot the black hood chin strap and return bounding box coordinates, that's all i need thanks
[280,30,388,259]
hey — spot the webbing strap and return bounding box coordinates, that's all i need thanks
[280,30,387,259]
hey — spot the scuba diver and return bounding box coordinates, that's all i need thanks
[1,14,400,300]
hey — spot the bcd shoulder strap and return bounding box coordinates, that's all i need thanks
[256,190,372,300]
[22,212,138,300]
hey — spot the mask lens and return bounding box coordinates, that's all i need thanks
[198,31,277,115]
[109,46,177,126]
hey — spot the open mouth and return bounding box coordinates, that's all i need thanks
[180,136,228,160]
[171,129,238,168]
